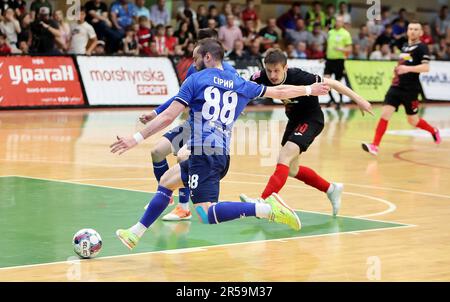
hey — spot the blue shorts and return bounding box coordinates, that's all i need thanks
[179,154,230,204]
[162,121,191,154]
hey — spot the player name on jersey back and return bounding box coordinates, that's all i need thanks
[214,77,234,89]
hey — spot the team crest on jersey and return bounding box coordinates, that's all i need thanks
[399,53,413,62]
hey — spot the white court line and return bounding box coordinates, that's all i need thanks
[0,224,414,272]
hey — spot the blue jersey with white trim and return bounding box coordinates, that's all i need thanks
[154,62,237,115]
[174,67,266,153]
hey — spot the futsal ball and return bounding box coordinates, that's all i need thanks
[73,228,103,259]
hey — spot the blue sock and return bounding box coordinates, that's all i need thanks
[153,159,169,182]
[140,185,173,228]
[207,202,256,224]
[178,188,190,204]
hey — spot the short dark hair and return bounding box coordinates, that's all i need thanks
[197,38,224,61]
[409,20,422,27]
[198,28,218,40]
[264,48,287,66]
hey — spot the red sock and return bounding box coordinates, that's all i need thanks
[372,118,388,146]
[261,164,289,199]
[295,166,331,193]
[416,118,435,134]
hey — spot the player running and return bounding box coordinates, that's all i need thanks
[110,39,331,250]
[240,49,373,216]
[362,21,441,156]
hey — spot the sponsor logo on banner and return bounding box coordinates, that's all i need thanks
[0,56,84,107]
[420,61,450,101]
[345,60,397,102]
[77,56,180,106]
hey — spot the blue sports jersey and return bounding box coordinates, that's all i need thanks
[174,67,266,154]
[154,62,237,115]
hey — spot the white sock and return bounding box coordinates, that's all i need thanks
[179,202,189,211]
[255,203,271,219]
[326,183,335,194]
[130,222,147,238]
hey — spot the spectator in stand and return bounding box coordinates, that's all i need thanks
[30,0,52,21]
[293,41,307,59]
[17,12,31,47]
[67,7,97,55]
[433,5,449,40]
[369,43,392,60]
[284,43,296,59]
[165,25,177,56]
[0,8,20,53]
[248,38,262,60]
[309,22,327,52]
[135,0,150,20]
[228,39,249,61]
[380,6,392,28]
[110,0,138,35]
[232,3,242,27]
[120,25,139,55]
[30,6,60,54]
[12,0,26,17]
[374,23,395,51]
[218,2,232,27]
[148,40,158,56]
[207,5,220,28]
[150,0,170,27]
[0,32,11,54]
[18,39,27,53]
[92,39,105,55]
[174,20,193,49]
[421,23,434,46]
[366,17,384,40]
[197,4,208,29]
[258,18,279,52]
[353,24,371,59]
[53,10,70,52]
[307,41,325,59]
[154,23,168,56]
[276,1,302,34]
[207,18,217,31]
[218,14,243,52]
[285,18,312,47]
[392,18,407,49]
[240,19,258,47]
[241,0,259,29]
[305,1,326,31]
[136,15,151,55]
[434,38,448,60]
[391,8,409,27]
[335,1,351,28]
[324,3,336,31]
[177,0,198,36]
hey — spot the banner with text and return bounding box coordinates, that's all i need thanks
[420,60,450,101]
[77,56,180,106]
[0,56,85,107]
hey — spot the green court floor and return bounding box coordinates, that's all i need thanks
[0,176,409,269]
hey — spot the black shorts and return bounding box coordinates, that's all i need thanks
[324,59,345,80]
[384,86,420,115]
[281,110,325,153]
[162,121,191,154]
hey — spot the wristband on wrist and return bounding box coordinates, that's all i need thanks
[133,132,144,144]
[305,85,312,96]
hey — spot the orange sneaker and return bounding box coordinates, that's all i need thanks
[162,205,192,221]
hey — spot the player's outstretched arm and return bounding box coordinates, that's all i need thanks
[323,78,374,116]
[263,82,330,99]
[110,102,185,155]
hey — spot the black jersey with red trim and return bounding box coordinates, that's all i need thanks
[391,42,430,91]
[251,68,322,121]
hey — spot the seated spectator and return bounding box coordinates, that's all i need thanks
[258,18,279,52]
[148,40,158,56]
[30,0,52,21]
[307,41,325,59]
[374,24,395,51]
[207,5,220,28]
[434,38,448,60]
[110,0,137,34]
[92,39,105,55]
[392,18,407,49]
[369,43,392,60]
[391,8,409,27]
[240,19,258,47]
[136,15,151,55]
[276,1,302,34]
[380,6,392,28]
[18,39,28,53]
[285,18,312,47]
[197,4,208,29]
[153,23,168,56]
[150,0,170,27]
[135,0,150,20]
[241,0,259,28]
[17,12,31,47]
[174,20,193,49]
[353,24,371,59]
[177,0,198,36]
[335,1,351,27]
[68,7,97,55]
[433,5,449,40]
[207,18,217,30]
[165,25,177,56]
[53,10,70,52]
[421,23,434,46]
[305,1,326,31]
[324,4,336,31]
[9,0,27,18]
[248,38,262,60]
[294,41,308,59]
[232,3,242,27]
[120,25,139,55]
[284,43,296,59]
[309,22,327,52]
[0,8,20,53]
[0,32,11,54]
[218,14,243,52]
[366,18,384,39]
[228,39,249,61]
[218,2,232,27]
[30,6,60,54]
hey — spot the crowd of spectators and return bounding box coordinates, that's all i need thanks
[0,0,448,61]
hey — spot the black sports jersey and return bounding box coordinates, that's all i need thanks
[251,68,322,121]
[392,42,430,91]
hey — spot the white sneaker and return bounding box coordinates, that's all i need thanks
[327,183,343,216]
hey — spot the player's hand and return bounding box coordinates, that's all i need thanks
[110,135,137,155]
[310,82,331,96]
[356,98,374,116]
[139,112,156,124]
[395,65,410,75]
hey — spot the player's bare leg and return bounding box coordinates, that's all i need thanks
[362,105,395,156]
